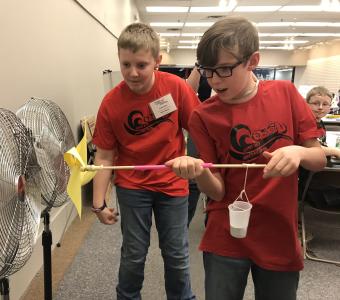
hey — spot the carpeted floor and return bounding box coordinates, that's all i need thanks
[21,208,97,300]
[23,200,340,300]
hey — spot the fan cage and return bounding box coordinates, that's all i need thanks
[0,108,41,277]
[16,98,75,208]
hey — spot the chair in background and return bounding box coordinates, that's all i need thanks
[300,167,340,265]
[80,115,96,164]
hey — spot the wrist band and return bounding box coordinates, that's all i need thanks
[91,200,107,213]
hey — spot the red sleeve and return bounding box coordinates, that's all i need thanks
[92,96,117,150]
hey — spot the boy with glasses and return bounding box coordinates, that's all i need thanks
[166,16,326,300]
[306,86,340,157]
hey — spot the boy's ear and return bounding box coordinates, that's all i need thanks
[155,54,162,69]
[247,52,260,71]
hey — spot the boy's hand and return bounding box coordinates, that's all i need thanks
[165,156,204,179]
[95,207,119,225]
[332,148,340,159]
[262,146,302,179]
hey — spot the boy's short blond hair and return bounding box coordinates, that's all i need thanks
[306,86,333,103]
[197,16,259,67]
[118,23,160,59]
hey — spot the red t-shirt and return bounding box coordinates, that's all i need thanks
[189,80,323,271]
[92,71,200,196]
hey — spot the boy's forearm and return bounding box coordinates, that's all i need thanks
[93,169,112,208]
[196,169,225,201]
[186,67,200,92]
[322,145,340,158]
[300,146,326,171]
[92,150,115,208]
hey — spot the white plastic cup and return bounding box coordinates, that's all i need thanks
[228,201,252,238]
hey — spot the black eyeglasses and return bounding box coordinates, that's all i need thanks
[195,60,245,78]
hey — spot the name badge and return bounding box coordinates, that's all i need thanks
[149,94,177,119]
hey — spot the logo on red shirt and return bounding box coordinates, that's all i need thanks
[229,122,292,161]
[124,110,172,135]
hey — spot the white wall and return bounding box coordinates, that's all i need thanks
[294,40,340,94]
[0,0,136,299]
[75,0,140,37]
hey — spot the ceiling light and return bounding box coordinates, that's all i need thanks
[260,46,294,50]
[158,33,181,37]
[321,0,340,11]
[146,6,189,13]
[320,0,340,10]
[179,40,200,43]
[219,0,227,7]
[218,0,237,9]
[280,5,321,11]
[150,22,184,27]
[281,1,340,11]
[154,21,340,29]
[257,22,340,27]
[177,45,197,49]
[181,33,204,37]
[190,0,237,13]
[259,32,340,37]
[260,40,308,44]
[184,22,214,27]
[259,33,299,37]
[298,33,340,36]
[234,6,281,12]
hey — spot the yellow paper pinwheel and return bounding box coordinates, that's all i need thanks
[64,123,96,218]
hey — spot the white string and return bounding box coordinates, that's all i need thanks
[231,165,250,211]
[242,165,249,191]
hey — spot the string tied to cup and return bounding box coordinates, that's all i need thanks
[228,165,253,239]
[231,165,251,210]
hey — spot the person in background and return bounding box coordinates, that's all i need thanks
[306,86,340,158]
[166,16,326,300]
[186,67,212,226]
[92,22,199,300]
[298,86,340,210]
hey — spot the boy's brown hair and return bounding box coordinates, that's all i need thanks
[197,16,259,67]
[118,23,160,59]
[306,86,333,103]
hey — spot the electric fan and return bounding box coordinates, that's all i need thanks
[0,108,41,299]
[16,97,75,208]
[16,97,75,300]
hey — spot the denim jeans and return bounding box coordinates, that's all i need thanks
[116,186,196,300]
[203,252,299,300]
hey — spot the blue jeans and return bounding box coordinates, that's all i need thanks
[203,252,299,300]
[116,187,196,300]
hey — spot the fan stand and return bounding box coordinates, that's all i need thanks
[41,208,52,300]
[0,278,9,300]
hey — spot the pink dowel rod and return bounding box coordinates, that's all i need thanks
[81,163,265,171]
[133,163,214,171]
